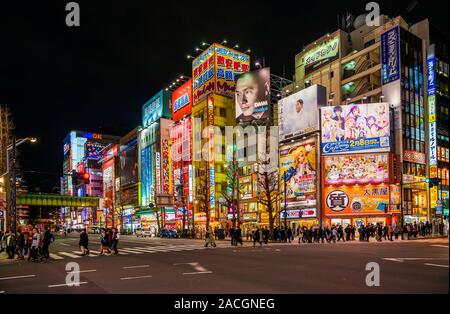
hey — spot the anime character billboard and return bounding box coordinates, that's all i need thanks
[320,103,390,155]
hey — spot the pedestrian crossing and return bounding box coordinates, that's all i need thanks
[47,244,230,260]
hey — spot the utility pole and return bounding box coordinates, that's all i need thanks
[11,135,17,234]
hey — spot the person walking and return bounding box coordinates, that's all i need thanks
[79,228,89,255]
[229,226,236,246]
[205,226,216,247]
[111,227,120,255]
[0,230,7,255]
[263,227,269,244]
[337,225,345,242]
[318,226,325,243]
[28,228,40,261]
[287,227,292,243]
[331,227,337,243]
[6,231,16,259]
[15,230,25,259]
[253,227,261,247]
[235,226,243,246]
[99,230,111,255]
[42,227,54,259]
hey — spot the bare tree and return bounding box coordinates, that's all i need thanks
[257,156,282,232]
[220,159,239,227]
[195,162,210,237]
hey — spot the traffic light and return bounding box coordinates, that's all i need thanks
[71,171,90,184]
[82,172,90,184]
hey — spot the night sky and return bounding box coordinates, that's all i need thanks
[0,0,448,192]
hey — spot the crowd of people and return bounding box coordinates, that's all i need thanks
[0,227,54,261]
[78,227,120,256]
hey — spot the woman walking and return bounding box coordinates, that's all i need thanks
[79,228,89,256]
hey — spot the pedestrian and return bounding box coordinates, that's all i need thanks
[331,227,337,243]
[6,231,17,259]
[229,226,236,246]
[263,227,269,244]
[99,230,111,255]
[337,225,345,242]
[28,228,40,261]
[298,227,304,244]
[16,230,25,259]
[79,228,89,255]
[253,227,261,246]
[318,226,325,243]
[42,226,54,259]
[0,230,7,254]
[204,226,216,247]
[111,227,120,255]
[280,227,286,243]
[287,227,292,243]
[235,226,243,246]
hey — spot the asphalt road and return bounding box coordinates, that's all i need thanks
[0,234,448,294]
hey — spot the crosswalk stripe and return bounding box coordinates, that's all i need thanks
[118,248,144,254]
[127,248,157,253]
[58,252,81,258]
[49,253,65,260]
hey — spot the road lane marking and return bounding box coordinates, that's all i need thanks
[48,282,88,288]
[123,265,150,269]
[49,253,65,260]
[58,252,81,258]
[182,271,213,275]
[120,275,153,280]
[0,275,36,281]
[71,270,97,274]
[384,258,439,262]
[59,243,70,246]
[431,245,449,248]
[118,249,144,254]
[0,291,4,294]
[424,263,449,268]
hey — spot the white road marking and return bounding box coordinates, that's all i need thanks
[70,270,97,274]
[49,253,65,260]
[120,275,153,280]
[123,265,150,269]
[48,282,88,288]
[0,291,4,294]
[59,243,70,246]
[0,275,36,281]
[182,271,213,275]
[58,252,81,258]
[384,258,439,262]
[118,248,144,254]
[431,245,449,248]
[424,263,449,268]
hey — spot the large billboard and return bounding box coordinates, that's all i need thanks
[192,43,250,104]
[320,103,390,155]
[324,185,389,216]
[280,139,317,207]
[172,80,192,123]
[142,90,172,128]
[304,36,340,74]
[120,138,138,187]
[324,154,389,185]
[279,85,326,142]
[235,68,271,122]
[381,27,401,85]
[427,45,438,178]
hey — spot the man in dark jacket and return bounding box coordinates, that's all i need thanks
[235,227,243,246]
[42,227,53,259]
[111,227,120,255]
[229,227,236,246]
[16,230,25,259]
[79,229,89,255]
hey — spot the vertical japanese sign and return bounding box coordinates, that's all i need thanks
[156,152,161,194]
[381,27,401,85]
[192,44,250,104]
[427,45,438,177]
[207,96,215,209]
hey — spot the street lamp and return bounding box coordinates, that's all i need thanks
[6,136,38,234]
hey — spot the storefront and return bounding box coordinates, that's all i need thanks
[280,208,319,230]
[121,207,139,233]
[136,210,159,234]
[402,176,429,223]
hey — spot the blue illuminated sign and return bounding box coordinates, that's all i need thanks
[381,27,401,85]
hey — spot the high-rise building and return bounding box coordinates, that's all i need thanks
[191,43,250,233]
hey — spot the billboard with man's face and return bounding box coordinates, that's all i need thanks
[278,84,326,142]
[320,103,390,155]
[235,68,270,122]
